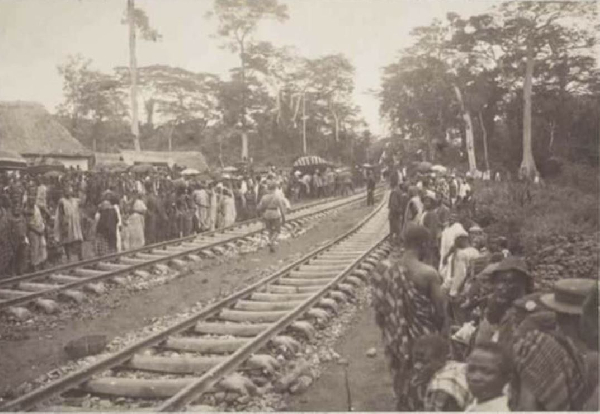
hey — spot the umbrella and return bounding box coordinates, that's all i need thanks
[0,150,27,170]
[181,168,200,176]
[431,165,447,173]
[293,155,330,168]
[130,164,155,174]
[416,161,433,172]
[222,166,238,173]
[362,163,373,168]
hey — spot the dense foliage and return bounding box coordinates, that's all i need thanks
[380,2,599,176]
[55,0,370,168]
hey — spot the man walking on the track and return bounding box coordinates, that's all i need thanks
[366,171,375,206]
[257,181,288,252]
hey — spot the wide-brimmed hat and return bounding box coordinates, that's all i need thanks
[540,278,597,315]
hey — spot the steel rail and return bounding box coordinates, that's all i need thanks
[157,202,388,411]
[0,190,379,312]
[0,193,387,413]
[0,190,365,288]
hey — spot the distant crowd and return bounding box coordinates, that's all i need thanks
[0,164,367,277]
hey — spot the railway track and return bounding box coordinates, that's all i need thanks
[1,193,391,412]
[0,189,379,318]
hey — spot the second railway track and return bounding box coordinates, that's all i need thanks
[1,192,391,412]
[0,190,380,317]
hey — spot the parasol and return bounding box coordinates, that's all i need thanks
[0,150,27,170]
[431,165,447,173]
[293,155,330,168]
[181,168,200,176]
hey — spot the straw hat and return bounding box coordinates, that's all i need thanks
[540,278,597,315]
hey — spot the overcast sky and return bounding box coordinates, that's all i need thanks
[0,0,498,135]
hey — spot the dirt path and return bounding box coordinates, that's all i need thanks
[0,203,375,395]
[287,306,395,412]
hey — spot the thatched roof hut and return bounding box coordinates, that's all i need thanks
[0,101,91,157]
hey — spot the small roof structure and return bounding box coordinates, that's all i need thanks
[0,101,91,157]
[120,150,209,172]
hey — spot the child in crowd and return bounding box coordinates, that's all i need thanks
[465,341,510,411]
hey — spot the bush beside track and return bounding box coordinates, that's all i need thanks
[473,171,599,289]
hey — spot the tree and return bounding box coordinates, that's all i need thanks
[116,65,221,151]
[123,0,161,152]
[498,1,595,179]
[207,0,288,160]
[57,55,127,152]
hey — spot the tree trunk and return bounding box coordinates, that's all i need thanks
[478,111,490,172]
[167,124,175,153]
[330,107,339,143]
[302,92,307,154]
[145,99,155,132]
[128,0,141,152]
[240,40,248,161]
[453,84,477,172]
[520,41,538,179]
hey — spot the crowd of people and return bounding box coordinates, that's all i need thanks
[287,167,357,202]
[375,166,598,411]
[0,166,300,276]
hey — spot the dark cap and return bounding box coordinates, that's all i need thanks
[490,256,530,280]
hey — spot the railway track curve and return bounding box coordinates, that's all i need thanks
[0,190,380,317]
[1,192,391,412]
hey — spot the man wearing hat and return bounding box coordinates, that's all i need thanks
[541,278,597,350]
[541,278,599,409]
[473,256,534,345]
[257,181,288,252]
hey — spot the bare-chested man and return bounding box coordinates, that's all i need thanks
[372,225,448,410]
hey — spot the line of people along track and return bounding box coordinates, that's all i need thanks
[0,187,380,318]
[374,167,598,411]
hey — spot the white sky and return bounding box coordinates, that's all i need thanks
[0,0,498,135]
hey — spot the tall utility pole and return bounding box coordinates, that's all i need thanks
[302,92,307,154]
[128,0,141,152]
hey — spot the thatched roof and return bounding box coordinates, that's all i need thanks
[0,101,91,157]
[120,150,209,172]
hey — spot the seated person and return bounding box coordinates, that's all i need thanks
[405,334,472,411]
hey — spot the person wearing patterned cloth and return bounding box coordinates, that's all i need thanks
[371,225,448,410]
[509,329,588,411]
